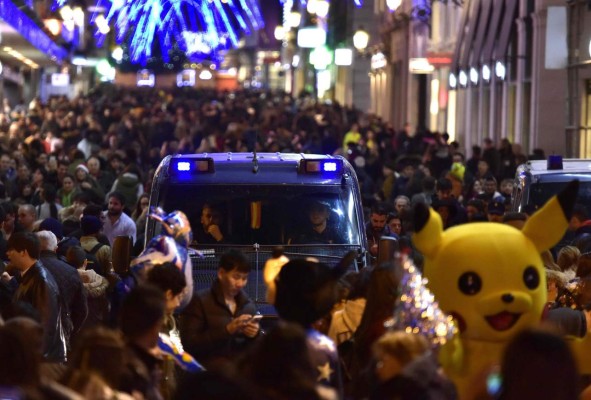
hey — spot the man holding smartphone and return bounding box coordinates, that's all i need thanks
[180,249,260,369]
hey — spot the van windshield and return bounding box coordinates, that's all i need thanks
[528,181,591,210]
[148,184,361,247]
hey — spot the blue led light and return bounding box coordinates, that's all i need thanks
[323,162,337,172]
[94,0,265,66]
[177,162,191,171]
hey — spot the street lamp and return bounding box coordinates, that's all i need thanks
[288,10,302,28]
[274,25,286,41]
[353,28,369,51]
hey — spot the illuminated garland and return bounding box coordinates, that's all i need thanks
[92,0,264,66]
[388,254,457,347]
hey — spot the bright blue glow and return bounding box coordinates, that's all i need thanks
[291,0,363,8]
[323,162,337,172]
[93,0,265,65]
[0,0,67,62]
[177,162,191,171]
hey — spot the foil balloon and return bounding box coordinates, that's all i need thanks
[130,207,195,308]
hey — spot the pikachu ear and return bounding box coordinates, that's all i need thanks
[412,202,443,258]
[522,180,579,252]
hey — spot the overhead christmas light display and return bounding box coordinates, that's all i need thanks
[89,0,264,66]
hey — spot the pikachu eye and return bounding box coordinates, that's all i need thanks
[523,266,540,290]
[458,272,482,295]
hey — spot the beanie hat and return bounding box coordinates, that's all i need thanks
[76,163,89,174]
[81,215,102,235]
[39,218,64,240]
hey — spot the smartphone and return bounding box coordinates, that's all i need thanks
[249,315,263,323]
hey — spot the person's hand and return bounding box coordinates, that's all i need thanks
[1,272,11,283]
[81,181,92,189]
[243,320,260,338]
[207,224,223,242]
[370,243,378,256]
[226,314,251,335]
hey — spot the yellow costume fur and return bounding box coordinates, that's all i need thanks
[412,181,583,398]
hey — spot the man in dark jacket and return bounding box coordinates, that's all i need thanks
[180,250,259,369]
[7,232,66,363]
[118,284,166,400]
[37,229,88,350]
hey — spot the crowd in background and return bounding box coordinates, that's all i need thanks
[0,85,588,400]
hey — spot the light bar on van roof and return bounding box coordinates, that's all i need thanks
[299,159,344,175]
[170,158,215,175]
[547,155,563,170]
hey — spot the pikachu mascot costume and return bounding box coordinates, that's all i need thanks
[412,180,584,399]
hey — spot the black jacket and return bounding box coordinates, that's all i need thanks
[39,250,88,347]
[14,263,67,362]
[179,279,257,368]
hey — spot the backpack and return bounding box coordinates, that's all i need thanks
[85,243,106,276]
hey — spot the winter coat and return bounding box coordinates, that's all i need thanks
[39,251,88,348]
[179,279,257,369]
[14,263,67,363]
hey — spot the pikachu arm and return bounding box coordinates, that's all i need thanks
[438,334,464,374]
[567,334,591,374]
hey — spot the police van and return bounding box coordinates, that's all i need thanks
[146,153,369,310]
[512,156,591,213]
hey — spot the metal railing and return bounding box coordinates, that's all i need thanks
[190,244,362,313]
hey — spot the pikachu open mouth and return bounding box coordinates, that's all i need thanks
[485,311,522,331]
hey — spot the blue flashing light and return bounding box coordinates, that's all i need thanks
[170,158,215,177]
[300,159,344,175]
[177,162,191,171]
[547,155,563,170]
[323,162,337,172]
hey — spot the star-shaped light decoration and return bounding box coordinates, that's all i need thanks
[317,362,334,382]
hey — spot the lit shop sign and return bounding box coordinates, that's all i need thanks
[51,73,70,86]
[297,27,326,48]
[426,53,452,66]
[137,69,155,87]
[334,48,353,66]
[177,69,195,87]
[409,58,435,74]
[371,52,387,70]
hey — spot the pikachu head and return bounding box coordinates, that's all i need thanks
[412,181,578,342]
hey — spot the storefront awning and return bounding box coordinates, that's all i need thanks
[481,0,505,64]
[470,0,493,66]
[493,0,519,60]
[0,0,68,69]
[459,0,482,69]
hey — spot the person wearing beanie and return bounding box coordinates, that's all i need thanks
[80,215,112,277]
[74,163,105,205]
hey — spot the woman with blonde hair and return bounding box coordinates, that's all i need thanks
[370,331,456,399]
[557,246,581,281]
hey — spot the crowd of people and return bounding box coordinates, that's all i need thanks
[0,84,588,400]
